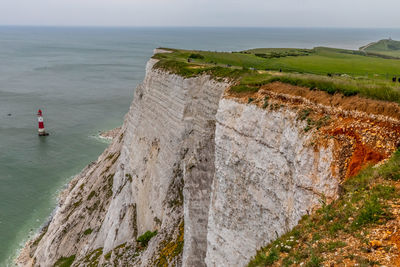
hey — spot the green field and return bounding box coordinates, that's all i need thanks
[153,44,400,103]
[360,39,400,58]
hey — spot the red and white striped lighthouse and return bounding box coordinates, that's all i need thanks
[37,109,49,136]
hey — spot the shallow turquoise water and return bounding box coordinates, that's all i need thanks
[1,27,400,266]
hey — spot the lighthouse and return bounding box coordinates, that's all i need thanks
[37,109,49,136]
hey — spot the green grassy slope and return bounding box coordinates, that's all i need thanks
[361,39,400,58]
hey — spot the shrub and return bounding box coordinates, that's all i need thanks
[83,228,93,235]
[188,53,204,59]
[137,230,158,247]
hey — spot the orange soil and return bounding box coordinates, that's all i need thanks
[392,233,400,266]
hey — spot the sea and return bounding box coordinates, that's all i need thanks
[1,27,400,266]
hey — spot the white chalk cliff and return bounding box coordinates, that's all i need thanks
[17,51,349,267]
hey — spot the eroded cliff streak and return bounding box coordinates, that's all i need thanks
[17,51,400,267]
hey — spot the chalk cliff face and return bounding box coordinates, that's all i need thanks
[205,99,337,266]
[17,51,400,267]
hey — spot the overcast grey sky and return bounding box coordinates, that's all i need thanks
[1,0,400,28]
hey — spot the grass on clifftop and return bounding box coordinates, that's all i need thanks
[361,39,400,58]
[247,150,400,267]
[153,46,400,104]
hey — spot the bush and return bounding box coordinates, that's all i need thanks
[137,230,158,247]
[189,53,204,59]
[83,228,93,235]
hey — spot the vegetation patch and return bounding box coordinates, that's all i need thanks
[230,84,259,93]
[103,173,115,199]
[111,152,120,164]
[248,48,313,59]
[104,250,112,260]
[189,53,205,59]
[267,76,357,97]
[378,150,400,181]
[87,190,96,201]
[248,150,400,266]
[262,96,269,108]
[54,255,76,267]
[105,152,115,161]
[87,200,100,214]
[125,173,133,182]
[155,222,184,266]
[81,247,103,267]
[31,225,49,247]
[72,199,82,208]
[137,230,158,247]
[83,228,93,235]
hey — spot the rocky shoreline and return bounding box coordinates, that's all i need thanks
[99,127,122,140]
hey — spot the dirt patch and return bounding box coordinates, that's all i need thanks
[391,232,400,266]
[259,82,400,120]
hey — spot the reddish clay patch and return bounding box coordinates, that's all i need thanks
[331,128,386,178]
[346,144,385,178]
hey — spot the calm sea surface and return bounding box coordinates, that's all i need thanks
[1,27,400,265]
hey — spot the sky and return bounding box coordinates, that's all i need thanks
[1,0,400,28]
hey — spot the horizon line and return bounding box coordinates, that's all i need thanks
[1,24,400,30]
